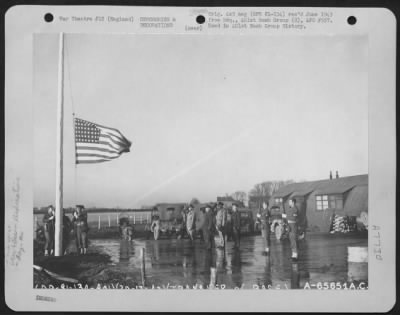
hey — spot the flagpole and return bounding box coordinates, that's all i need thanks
[55,32,64,256]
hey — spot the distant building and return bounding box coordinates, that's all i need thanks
[270,174,368,232]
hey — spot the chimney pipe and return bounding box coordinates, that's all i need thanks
[329,171,332,180]
[336,171,339,179]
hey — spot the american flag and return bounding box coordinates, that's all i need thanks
[74,117,131,164]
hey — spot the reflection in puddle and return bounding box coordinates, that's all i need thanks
[91,233,368,289]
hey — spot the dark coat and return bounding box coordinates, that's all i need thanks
[203,211,216,232]
[286,205,299,222]
[72,212,89,232]
[231,211,241,230]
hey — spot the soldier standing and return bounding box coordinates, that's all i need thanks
[62,210,73,255]
[202,204,216,250]
[215,202,227,249]
[186,204,196,244]
[286,198,299,260]
[226,207,233,241]
[43,205,55,256]
[179,207,187,239]
[260,201,271,255]
[72,205,89,255]
[231,203,241,249]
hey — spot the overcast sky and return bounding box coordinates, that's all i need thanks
[33,33,368,208]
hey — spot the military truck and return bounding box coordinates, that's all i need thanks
[149,203,186,240]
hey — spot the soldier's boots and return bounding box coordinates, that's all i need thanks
[44,250,49,256]
[291,251,298,260]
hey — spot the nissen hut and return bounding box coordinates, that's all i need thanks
[270,173,368,233]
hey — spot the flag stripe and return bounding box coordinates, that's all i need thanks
[100,134,127,148]
[77,141,121,151]
[75,146,119,154]
[77,159,111,164]
[99,126,126,138]
[76,153,120,159]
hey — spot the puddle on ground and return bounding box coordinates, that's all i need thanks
[91,233,368,289]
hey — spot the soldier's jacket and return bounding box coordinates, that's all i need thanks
[186,211,196,230]
[181,211,187,226]
[43,213,55,232]
[215,208,227,229]
[259,208,271,229]
[231,211,241,230]
[151,219,160,231]
[203,211,216,232]
[196,211,206,231]
[286,205,299,222]
[73,212,89,232]
[63,215,72,233]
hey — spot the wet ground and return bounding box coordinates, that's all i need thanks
[91,233,368,289]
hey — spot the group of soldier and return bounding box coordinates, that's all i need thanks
[40,197,302,260]
[177,201,241,250]
[41,204,89,256]
[176,197,301,260]
[180,201,242,250]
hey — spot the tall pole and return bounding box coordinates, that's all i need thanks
[55,32,64,256]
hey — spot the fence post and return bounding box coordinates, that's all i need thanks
[117,213,119,225]
[134,213,136,225]
[98,215,101,230]
[141,248,146,287]
[147,213,150,223]
[140,214,143,224]
[108,215,111,227]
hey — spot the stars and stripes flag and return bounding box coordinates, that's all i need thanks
[74,117,131,164]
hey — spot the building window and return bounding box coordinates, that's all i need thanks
[274,198,283,205]
[316,195,329,210]
[316,194,343,210]
[329,195,343,209]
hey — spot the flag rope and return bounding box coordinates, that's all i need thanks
[65,34,78,205]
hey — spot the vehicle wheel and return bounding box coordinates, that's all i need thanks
[275,224,283,240]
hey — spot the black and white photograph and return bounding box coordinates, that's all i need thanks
[32,32,369,290]
[4,5,396,312]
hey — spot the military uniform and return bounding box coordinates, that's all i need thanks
[226,210,233,241]
[43,211,55,256]
[186,210,196,243]
[259,207,271,253]
[216,207,227,248]
[62,214,72,254]
[73,210,89,254]
[150,217,160,240]
[231,210,241,249]
[202,209,216,249]
[286,204,299,258]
